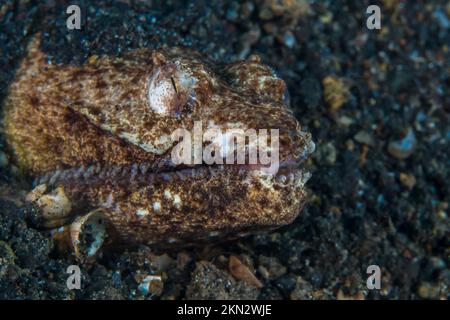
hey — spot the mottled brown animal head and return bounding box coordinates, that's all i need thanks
[3,35,314,249]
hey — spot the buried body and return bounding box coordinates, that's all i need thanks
[3,34,315,259]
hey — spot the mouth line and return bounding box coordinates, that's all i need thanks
[35,157,307,188]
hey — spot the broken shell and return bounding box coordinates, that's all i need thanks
[137,275,164,297]
[69,210,108,260]
[26,185,72,228]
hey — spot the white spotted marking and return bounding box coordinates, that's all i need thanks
[153,201,161,211]
[164,189,172,199]
[173,194,182,207]
[136,208,149,217]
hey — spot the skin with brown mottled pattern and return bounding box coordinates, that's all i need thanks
[3,35,314,249]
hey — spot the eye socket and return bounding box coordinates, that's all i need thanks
[147,62,198,118]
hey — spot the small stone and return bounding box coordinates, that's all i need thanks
[345,139,355,151]
[387,128,416,159]
[186,261,259,299]
[274,274,297,295]
[176,251,192,270]
[149,253,174,272]
[314,142,337,166]
[433,8,450,29]
[259,7,273,20]
[0,241,16,279]
[319,12,333,24]
[437,210,447,220]
[337,289,365,300]
[111,271,122,288]
[258,255,286,279]
[0,151,9,167]
[258,265,270,280]
[226,3,240,21]
[229,255,263,288]
[354,131,375,146]
[322,76,351,112]
[337,116,354,127]
[258,0,310,21]
[283,31,295,48]
[240,2,255,19]
[417,282,440,299]
[290,276,314,300]
[399,173,416,189]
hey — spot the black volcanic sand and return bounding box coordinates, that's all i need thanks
[0,0,448,299]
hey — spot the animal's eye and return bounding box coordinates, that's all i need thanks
[147,62,198,117]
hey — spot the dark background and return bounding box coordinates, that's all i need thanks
[0,0,448,299]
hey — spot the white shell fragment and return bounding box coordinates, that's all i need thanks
[70,210,108,259]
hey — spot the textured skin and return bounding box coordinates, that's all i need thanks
[3,35,314,246]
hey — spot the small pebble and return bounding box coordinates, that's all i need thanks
[417,282,440,299]
[322,76,351,112]
[0,151,8,167]
[283,31,295,48]
[399,173,416,189]
[229,255,263,288]
[354,131,375,146]
[314,142,337,166]
[0,241,16,279]
[338,116,354,127]
[387,128,416,159]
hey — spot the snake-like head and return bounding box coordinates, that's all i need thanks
[4,35,314,255]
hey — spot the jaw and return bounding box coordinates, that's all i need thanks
[34,160,311,246]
